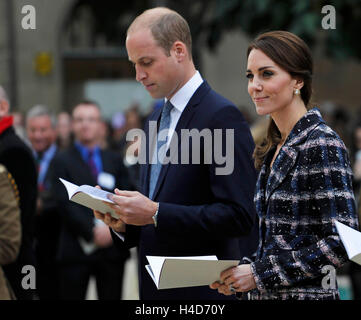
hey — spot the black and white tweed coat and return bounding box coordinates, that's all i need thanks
[249,108,359,300]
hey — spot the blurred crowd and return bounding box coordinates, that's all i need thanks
[0,84,159,300]
[2,85,361,299]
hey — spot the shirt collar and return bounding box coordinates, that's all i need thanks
[33,143,57,160]
[165,70,203,113]
[75,141,100,158]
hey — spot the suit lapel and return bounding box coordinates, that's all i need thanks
[264,108,324,202]
[150,81,211,200]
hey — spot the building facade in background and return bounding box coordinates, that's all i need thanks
[0,0,360,120]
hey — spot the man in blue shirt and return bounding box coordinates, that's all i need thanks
[26,105,60,299]
[49,101,130,300]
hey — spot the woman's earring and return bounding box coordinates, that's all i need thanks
[294,88,301,95]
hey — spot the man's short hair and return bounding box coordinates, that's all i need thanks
[128,8,192,59]
[71,100,101,116]
[26,105,57,128]
[0,86,9,104]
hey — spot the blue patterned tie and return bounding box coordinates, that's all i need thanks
[149,100,174,199]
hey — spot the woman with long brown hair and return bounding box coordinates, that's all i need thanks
[211,30,359,300]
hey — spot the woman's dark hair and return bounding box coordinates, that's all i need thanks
[247,31,313,170]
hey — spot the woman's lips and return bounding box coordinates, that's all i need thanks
[254,97,268,102]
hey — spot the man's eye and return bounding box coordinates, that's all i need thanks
[246,74,253,79]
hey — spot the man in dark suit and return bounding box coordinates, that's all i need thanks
[94,7,258,300]
[0,86,38,300]
[26,104,60,299]
[49,101,130,300]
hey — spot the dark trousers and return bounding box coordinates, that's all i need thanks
[35,215,61,300]
[36,259,60,300]
[58,259,125,300]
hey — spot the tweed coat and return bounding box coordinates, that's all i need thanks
[249,108,359,300]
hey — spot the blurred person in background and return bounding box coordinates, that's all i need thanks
[112,104,143,156]
[348,119,361,300]
[110,111,126,150]
[320,101,352,149]
[331,106,351,149]
[56,111,73,150]
[0,85,37,300]
[49,100,130,300]
[351,121,361,197]
[11,111,28,143]
[98,119,112,150]
[26,105,61,299]
[0,164,21,300]
[125,104,143,132]
[123,137,141,191]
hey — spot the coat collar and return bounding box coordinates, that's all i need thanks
[263,107,324,201]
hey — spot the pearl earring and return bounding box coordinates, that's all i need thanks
[294,88,301,95]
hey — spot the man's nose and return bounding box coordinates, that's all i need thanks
[33,131,43,139]
[135,65,146,82]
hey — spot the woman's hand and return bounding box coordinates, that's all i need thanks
[209,264,257,295]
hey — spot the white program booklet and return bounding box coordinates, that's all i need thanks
[145,255,240,290]
[59,178,119,219]
[335,220,361,265]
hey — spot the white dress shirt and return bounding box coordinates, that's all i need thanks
[164,70,203,149]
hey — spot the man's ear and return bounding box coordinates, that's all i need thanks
[0,99,10,118]
[172,41,187,62]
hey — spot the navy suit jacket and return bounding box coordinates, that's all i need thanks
[112,81,258,300]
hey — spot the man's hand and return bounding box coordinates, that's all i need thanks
[93,223,113,248]
[105,188,158,226]
[93,210,126,233]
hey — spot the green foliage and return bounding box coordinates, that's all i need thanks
[65,0,361,61]
[204,0,361,61]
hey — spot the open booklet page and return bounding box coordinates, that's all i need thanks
[59,178,119,219]
[146,255,239,290]
[335,220,361,265]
